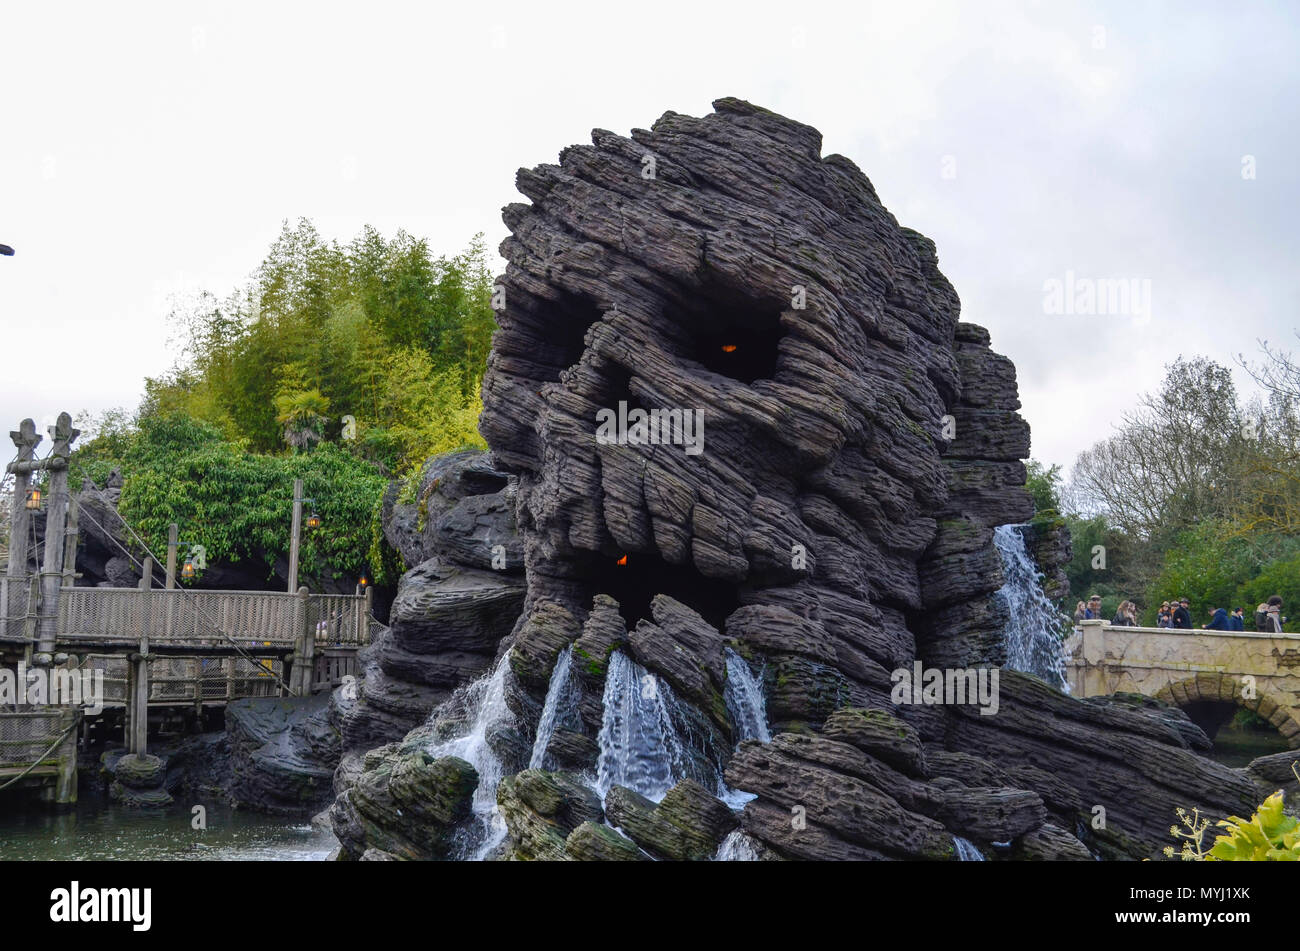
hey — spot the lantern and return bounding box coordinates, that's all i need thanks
[181,560,196,580]
[306,511,321,530]
[25,487,42,510]
[359,576,369,588]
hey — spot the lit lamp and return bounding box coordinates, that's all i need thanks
[178,540,203,582]
[24,487,42,510]
[359,576,368,587]
[306,511,321,530]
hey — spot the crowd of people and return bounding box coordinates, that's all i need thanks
[1071,595,1288,633]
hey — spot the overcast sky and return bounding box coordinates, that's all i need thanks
[1,0,1296,475]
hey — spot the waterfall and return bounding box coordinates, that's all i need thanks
[724,648,770,743]
[714,829,763,861]
[993,524,1069,690]
[425,651,517,859]
[953,836,985,861]
[595,651,690,802]
[594,649,766,809]
[528,646,578,770]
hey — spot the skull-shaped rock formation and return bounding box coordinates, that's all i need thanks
[330,99,1265,861]
[473,98,1259,859]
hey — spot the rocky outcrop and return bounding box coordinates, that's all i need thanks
[329,743,479,860]
[604,780,737,860]
[226,693,339,815]
[328,98,1261,862]
[496,769,604,860]
[103,751,172,808]
[332,451,526,780]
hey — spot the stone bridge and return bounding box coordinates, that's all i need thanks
[1065,619,1300,747]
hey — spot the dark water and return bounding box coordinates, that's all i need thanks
[0,795,335,861]
[1210,721,1291,769]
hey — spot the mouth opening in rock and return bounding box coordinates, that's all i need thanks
[667,283,784,384]
[579,549,740,631]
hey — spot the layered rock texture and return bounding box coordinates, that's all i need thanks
[329,98,1277,860]
[333,451,525,772]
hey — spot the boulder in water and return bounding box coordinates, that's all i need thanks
[330,748,479,860]
[603,779,737,861]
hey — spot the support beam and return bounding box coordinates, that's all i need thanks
[288,478,303,594]
[164,522,178,589]
[4,419,41,641]
[130,557,153,755]
[35,413,79,660]
[61,498,79,587]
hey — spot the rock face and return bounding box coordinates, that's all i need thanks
[330,743,479,860]
[460,97,1259,861]
[326,98,1260,862]
[332,451,526,776]
[226,693,340,815]
[103,751,173,808]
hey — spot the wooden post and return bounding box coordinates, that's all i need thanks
[363,585,373,645]
[288,585,313,695]
[287,477,303,594]
[164,523,178,589]
[163,523,178,641]
[4,419,41,641]
[61,497,79,587]
[55,709,78,805]
[36,413,78,660]
[130,557,152,755]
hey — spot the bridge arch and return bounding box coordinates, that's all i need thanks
[1154,671,1300,750]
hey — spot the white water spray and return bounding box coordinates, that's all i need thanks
[528,646,578,769]
[724,648,770,743]
[595,651,690,802]
[993,524,1069,690]
[953,836,985,861]
[425,651,516,859]
[714,828,764,861]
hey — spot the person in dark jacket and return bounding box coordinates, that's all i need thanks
[1228,608,1245,631]
[1204,608,1229,630]
[1172,599,1193,629]
[1265,596,1285,633]
[1085,595,1102,620]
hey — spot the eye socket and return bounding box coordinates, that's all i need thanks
[530,290,604,382]
[668,283,785,385]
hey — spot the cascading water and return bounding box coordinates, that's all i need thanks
[723,648,770,743]
[714,828,763,861]
[528,645,579,769]
[595,651,691,802]
[594,648,768,809]
[953,836,986,861]
[993,524,1069,690]
[425,651,517,859]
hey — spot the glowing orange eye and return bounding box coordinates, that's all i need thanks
[721,344,738,353]
[616,555,628,565]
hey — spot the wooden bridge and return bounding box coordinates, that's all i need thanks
[1,412,375,803]
[1065,619,1300,748]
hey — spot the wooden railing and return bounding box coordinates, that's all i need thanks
[57,587,371,648]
